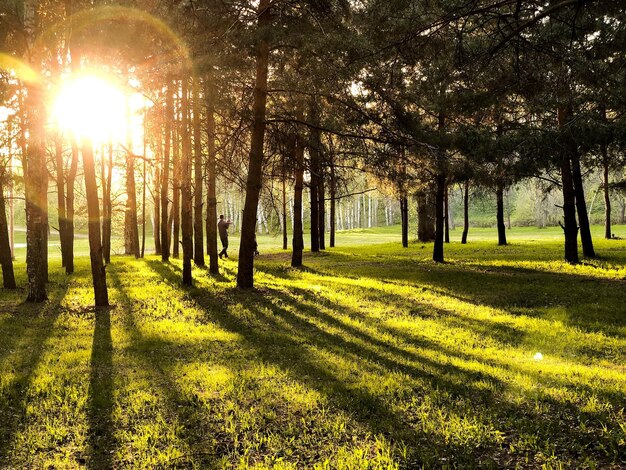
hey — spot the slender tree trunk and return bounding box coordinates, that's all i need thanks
[319,168,326,250]
[55,132,68,268]
[461,181,469,244]
[25,84,47,302]
[153,133,161,255]
[571,150,595,257]
[141,127,147,258]
[496,183,507,245]
[8,149,14,260]
[236,0,271,289]
[308,101,321,253]
[433,172,446,263]
[124,99,140,258]
[444,183,450,243]
[192,77,204,266]
[181,78,193,285]
[291,118,305,267]
[172,86,181,259]
[329,154,336,248]
[0,176,16,289]
[400,195,408,248]
[602,144,611,239]
[558,105,579,264]
[81,139,108,306]
[102,143,112,264]
[161,81,172,262]
[65,139,78,274]
[282,153,288,250]
[205,80,218,273]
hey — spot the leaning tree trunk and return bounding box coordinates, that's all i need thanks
[0,176,16,289]
[602,143,611,239]
[192,77,204,266]
[205,79,218,274]
[81,140,108,307]
[433,172,446,263]
[237,0,271,289]
[558,105,579,264]
[291,121,305,268]
[496,183,507,246]
[400,195,408,248]
[161,80,173,262]
[25,84,47,302]
[571,150,595,258]
[461,181,469,244]
[181,78,193,286]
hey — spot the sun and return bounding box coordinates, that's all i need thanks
[52,74,127,143]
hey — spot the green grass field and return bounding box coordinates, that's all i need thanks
[1,226,625,468]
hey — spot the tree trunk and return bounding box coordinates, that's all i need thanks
[433,172,446,262]
[236,0,271,289]
[124,99,140,258]
[308,100,321,253]
[172,83,181,258]
[400,195,408,248]
[153,134,161,255]
[0,176,16,289]
[291,118,305,268]
[329,154,336,248]
[65,139,78,274]
[558,105,579,264]
[282,153,288,250]
[571,150,595,257]
[25,84,47,302]
[318,168,326,250]
[496,183,507,246]
[55,133,68,268]
[81,140,108,307]
[602,144,611,239]
[181,78,193,286]
[141,127,147,258]
[461,181,469,244]
[444,183,450,243]
[205,79,218,274]
[192,77,204,266]
[417,190,436,242]
[102,142,113,264]
[161,81,173,262]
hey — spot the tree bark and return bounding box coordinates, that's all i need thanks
[329,153,336,248]
[124,99,140,258]
[161,81,173,262]
[291,117,305,268]
[205,80,219,274]
[461,181,469,244]
[192,77,205,266]
[308,100,321,253]
[558,105,579,264]
[153,134,161,255]
[181,78,193,286]
[400,195,408,248]
[172,85,181,259]
[318,167,326,250]
[65,139,78,274]
[496,183,507,245]
[571,149,595,257]
[282,152,288,250]
[25,84,47,302]
[444,183,450,243]
[81,140,109,307]
[236,0,271,289]
[433,172,446,263]
[0,176,16,289]
[102,142,113,264]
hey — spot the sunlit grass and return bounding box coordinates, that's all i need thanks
[0,228,625,468]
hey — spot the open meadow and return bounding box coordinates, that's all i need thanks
[0,226,625,468]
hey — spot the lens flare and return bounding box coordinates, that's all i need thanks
[52,75,126,143]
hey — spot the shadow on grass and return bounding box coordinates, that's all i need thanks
[0,284,67,465]
[143,260,509,466]
[87,306,114,470]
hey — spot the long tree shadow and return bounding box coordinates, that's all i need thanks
[144,260,516,467]
[87,306,114,470]
[0,285,67,465]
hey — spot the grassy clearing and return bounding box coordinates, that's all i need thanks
[0,227,625,468]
